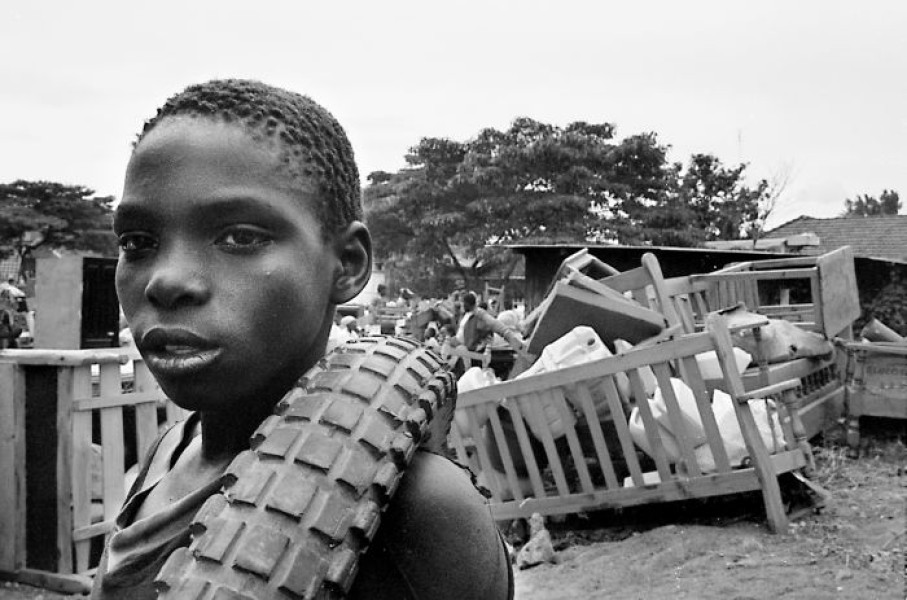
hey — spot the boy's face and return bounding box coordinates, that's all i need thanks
[115,117,356,413]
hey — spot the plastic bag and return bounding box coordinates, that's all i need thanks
[454,366,501,433]
[613,338,658,399]
[515,326,618,437]
[695,347,752,380]
[627,378,708,462]
[694,389,785,473]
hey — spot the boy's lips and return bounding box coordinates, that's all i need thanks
[139,327,222,376]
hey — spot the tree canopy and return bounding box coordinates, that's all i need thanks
[842,189,901,217]
[0,180,117,260]
[363,118,777,295]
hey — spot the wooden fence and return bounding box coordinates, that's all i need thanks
[0,349,186,591]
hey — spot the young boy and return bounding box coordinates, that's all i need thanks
[92,79,512,599]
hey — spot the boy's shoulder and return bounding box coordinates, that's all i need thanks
[350,451,513,600]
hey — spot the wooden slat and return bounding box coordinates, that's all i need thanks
[133,361,163,468]
[680,355,731,473]
[73,390,165,411]
[72,519,115,542]
[456,332,716,407]
[651,362,702,478]
[697,269,818,284]
[14,569,92,595]
[504,401,547,498]
[549,387,594,494]
[0,349,131,366]
[487,450,807,521]
[599,266,652,295]
[674,296,697,334]
[745,280,760,312]
[98,363,126,523]
[707,314,789,533]
[448,422,481,477]
[739,255,819,269]
[70,365,94,573]
[626,367,672,483]
[571,383,620,489]
[0,362,26,571]
[520,392,570,496]
[817,247,860,338]
[641,253,682,329]
[809,273,824,334]
[486,405,526,502]
[758,303,815,318]
[165,401,189,424]
[463,407,501,502]
[692,291,711,322]
[55,367,75,574]
[599,374,645,487]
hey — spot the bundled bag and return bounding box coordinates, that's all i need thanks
[514,326,622,437]
[628,378,708,462]
[454,366,501,433]
[629,382,786,473]
[694,347,752,379]
[693,389,785,473]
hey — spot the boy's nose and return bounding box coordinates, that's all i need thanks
[144,250,211,309]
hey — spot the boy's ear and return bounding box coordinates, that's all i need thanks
[331,221,372,305]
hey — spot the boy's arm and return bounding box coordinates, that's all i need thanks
[349,451,514,600]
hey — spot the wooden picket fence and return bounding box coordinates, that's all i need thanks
[0,349,187,591]
[450,315,814,533]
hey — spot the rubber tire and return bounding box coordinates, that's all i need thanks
[154,336,456,600]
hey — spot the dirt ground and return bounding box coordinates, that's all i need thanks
[1,420,903,600]
[511,418,905,600]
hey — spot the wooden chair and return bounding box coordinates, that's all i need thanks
[649,248,859,438]
[451,314,817,533]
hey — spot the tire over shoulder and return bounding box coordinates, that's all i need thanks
[154,336,456,600]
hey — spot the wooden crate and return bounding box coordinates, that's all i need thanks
[450,315,814,533]
[844,342,907,448]
[663,246,859,340]
[654,247,860,438]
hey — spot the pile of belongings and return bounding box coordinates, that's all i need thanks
[454,249,836,498]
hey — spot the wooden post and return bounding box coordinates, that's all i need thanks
[23,365,64,572]
[777,388,815,475]
[707,314,789,533]
[54,367,75,574]
[0,362,26,573]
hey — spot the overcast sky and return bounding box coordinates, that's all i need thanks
[2,1,905,229]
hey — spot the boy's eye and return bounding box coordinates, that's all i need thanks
[215,226,273,250]
[118,233,157,256]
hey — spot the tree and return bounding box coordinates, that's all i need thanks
[365,119,675,294]
[0,180,117,261]
[364,118,772,295]
[843,189,901,217]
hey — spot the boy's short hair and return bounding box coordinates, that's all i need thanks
[137,79,361,234]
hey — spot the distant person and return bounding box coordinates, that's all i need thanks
[0,311,13,350]
[423,325,441,352]
[340,314,360,340]
[457,292,493,352]
[371,283,389,311]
